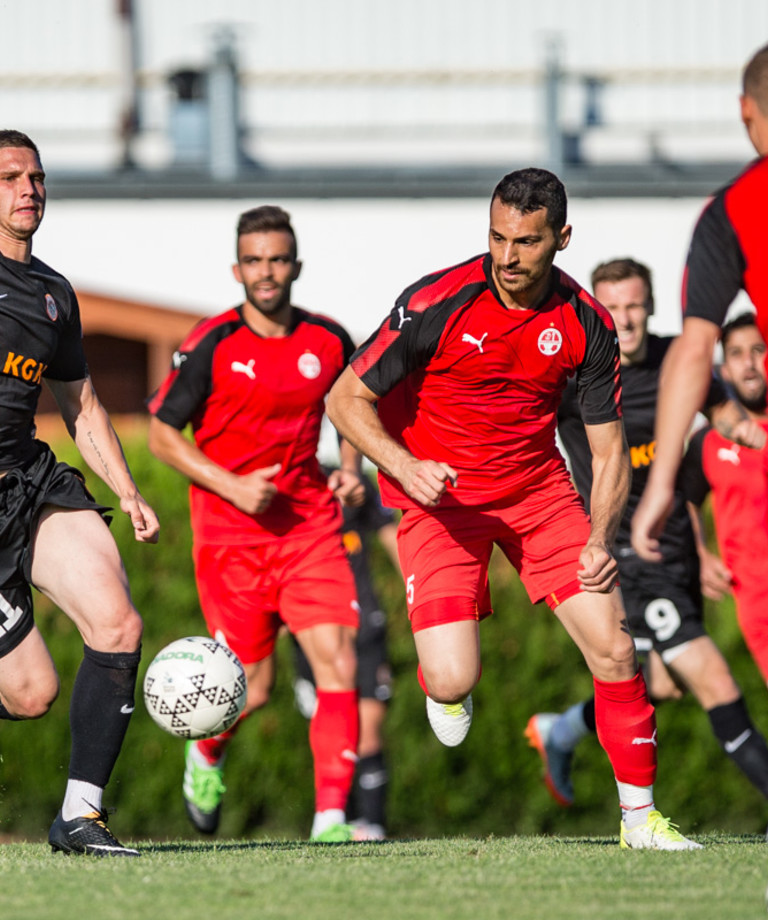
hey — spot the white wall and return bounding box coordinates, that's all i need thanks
[33,194,753,347]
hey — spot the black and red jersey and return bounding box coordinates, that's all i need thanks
[0,251,88,470]
[351,253,621,509]
[149,305,354,545]
[558,334,725,561]
[683,156,768,361]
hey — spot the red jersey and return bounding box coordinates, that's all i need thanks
[149,306,355,544]
[683,157,768,372]
[694,422,768,581]
[351,254,621,509]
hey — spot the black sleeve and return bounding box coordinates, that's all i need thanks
[44,287,89,382]
[573,300,622,426]
[683,193,745,326]
[150,328,216,429]
[680,427,710,507]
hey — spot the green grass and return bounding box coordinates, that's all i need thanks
[0,834,766,920]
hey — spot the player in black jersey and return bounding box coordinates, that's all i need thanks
[293,469,397,839]
[526,258,768,820]
[0,130,159,856]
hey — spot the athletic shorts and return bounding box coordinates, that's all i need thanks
[293,601,391,702]
[617,553,705,662]
[0,441,110,658]
[396,481,591,633]
[193,528,359,665]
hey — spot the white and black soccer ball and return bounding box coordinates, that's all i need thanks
[143,636,247,739]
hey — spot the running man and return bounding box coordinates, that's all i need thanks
[148,205,363,842]
[526,262,768,815]
[327,168,700,849]
[0,129,160,857]
[633,42,768,558]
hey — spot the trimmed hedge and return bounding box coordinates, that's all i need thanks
[1,429,766,840]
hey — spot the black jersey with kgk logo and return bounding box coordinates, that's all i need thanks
[558,334,725,561]
[0,252,88,470]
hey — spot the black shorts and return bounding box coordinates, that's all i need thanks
[292,602,391,703]
[0,441,110,658]
[618,553,706,662]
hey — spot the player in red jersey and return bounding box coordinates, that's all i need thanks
[148,206,364,842]
[0,130,159,857]
[687,313,768,683]
[327,168,700,849]
[633,43,768,559]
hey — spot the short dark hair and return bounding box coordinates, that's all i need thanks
[0,129,39,156]
[236,205,297,259]
[491,168,567,231]
[591,258,654,313]
[743,43,768,115]
[721,311,759,350]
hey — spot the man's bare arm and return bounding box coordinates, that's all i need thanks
[326,366,456,508]
[577,418,630,593]
[148,415,279,515]
[632,317,720,560]
[47,376,160,543]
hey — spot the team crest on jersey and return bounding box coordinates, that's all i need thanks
[537,327,562,356]
[44,294,58,321]
[298,352,321,379]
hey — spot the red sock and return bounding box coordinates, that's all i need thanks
[593,670,657,786]
[310,689,359,813]
[195,715,245,764]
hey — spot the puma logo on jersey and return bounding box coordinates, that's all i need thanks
[172,351,188,369]
[631,729,657,747]
[462,332,488,353]
[717,445,740,465]
[395,305,413,329]
[2,352,47,384]
[231,359,256,380]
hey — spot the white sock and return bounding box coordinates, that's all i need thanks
[550,702,591,751]
[311,808,345,837]
[617,781,654,829]
[62,780,103,821]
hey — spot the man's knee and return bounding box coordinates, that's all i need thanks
[1,672,60,719]
[87,606,143,653]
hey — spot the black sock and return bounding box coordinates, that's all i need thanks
[708,697,768,800]
[0,700,22,720]
[69,644,141,787]
[582,696,597,734]
[354,752,388,829]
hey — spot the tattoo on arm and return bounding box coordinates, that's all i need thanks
[619,618,632,638]
[87,429,111,480]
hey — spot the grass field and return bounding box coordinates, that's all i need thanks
[1,834,766,920]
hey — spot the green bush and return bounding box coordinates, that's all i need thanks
[1,430,766,840]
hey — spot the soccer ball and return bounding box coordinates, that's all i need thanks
[143,636,247,739]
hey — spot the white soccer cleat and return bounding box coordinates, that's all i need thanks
[620,810,703,851]
[426,694,473,746]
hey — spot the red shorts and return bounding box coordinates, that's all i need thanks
[397,479,590,633]
[193,529,359,664]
